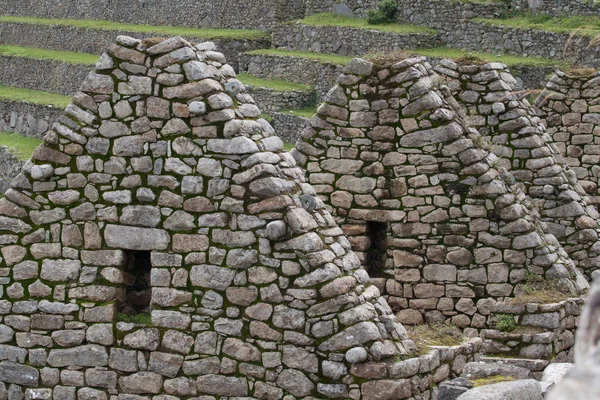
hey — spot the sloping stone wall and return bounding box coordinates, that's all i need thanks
[434,61,600,278]
[537,71,600,212]
[0,35,501,400]
[292,56,588,326]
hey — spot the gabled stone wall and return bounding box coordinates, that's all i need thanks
[434,61,600,278]
[292,57,588,327]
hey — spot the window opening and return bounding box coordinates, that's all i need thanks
[365,221,388,277]
[120,251,152,316]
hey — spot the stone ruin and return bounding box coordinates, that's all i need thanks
[292,56,589,327]
[537,71,600,216]
[0,35,498,400]
[433,61,600,279]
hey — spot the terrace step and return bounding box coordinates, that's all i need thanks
[0,17,271,69]
[238,73,317,114]
[481,356,550,377]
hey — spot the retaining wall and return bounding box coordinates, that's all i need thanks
[0,0,305,30]
[271,113,310,143]
[272,24,442,56]
[244,86,316,113]
[0,22,270,71]
[0,146,24,194]
[0,101,61,140]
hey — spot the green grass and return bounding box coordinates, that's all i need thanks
[0,45,98,65]
[238,73,313,92]
[297,12,437,35]
[283,142,296,152]
[117,313,152,325]
[0,85,71,107]
[278,105,318,119]
[410,47,567,67]
[475,14,600,36]
[0,132,43,160]
[0,16,269,40]
[246,48,355,65]
[472,376,518,387]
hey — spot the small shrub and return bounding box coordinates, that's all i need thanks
[495,313,516,332]
[367,0,399,24]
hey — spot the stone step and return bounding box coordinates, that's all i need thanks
[0,17,271,70]
[272,21,442,57]
[481,356,550,373]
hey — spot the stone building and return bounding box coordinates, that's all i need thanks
[0,36,433,399]
[433,61,600,278]
[537,71,600,216]
[292,56,588,326]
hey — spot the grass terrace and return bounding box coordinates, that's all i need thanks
[0,132,43,160]
[0,85,71,107]
[278,105,318,119]
[0,45,98,65]
[246,49,355,65]
[411,46,567,67]
[475,14,600,36]
[238,73,313,92]
[0,16,270,41]
[296,12,437,35]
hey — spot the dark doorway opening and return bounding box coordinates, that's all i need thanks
[121,251,152,316]
[365,221,388,277]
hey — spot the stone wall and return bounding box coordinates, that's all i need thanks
[239,53,343,103]
[444,21,600,68]
[483,298,583,369]
[434,60,600,278]
[293,56,588,326]
[0,0,305,30]
[537,70,600,209]
[0,101,62,139]
[243,86,316,114]
[0,146,25,194]
[272,24,442,56]
[0,21,270,71]
[271,113,310,143]
[0,56,91,96]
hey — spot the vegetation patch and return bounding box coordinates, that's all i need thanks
[117,312,152,325]
[494,313,516,332]
[508,274,570,305]
[0,85,71,107]
[278,105,318,119]
[246,49,355,65]
[365,50,408,66]
[0,16,269,41]
[406,323,464,354]
[367,0,400,25]
[409,47,567,67]
[0,132,43,160]
[0,45,98,65]
[475,14,600,37]
[238,73,313,92]
[283,142,296,152]
[297,12,437,35]
[472,375,518,387]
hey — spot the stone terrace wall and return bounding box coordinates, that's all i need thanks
[243,86,316,113]
[520,0,600,17]
[444,21,600,69]
[0,146,25,195]
[271,113,310,143]
[239,53,344,103]
[0,22,270,71]
[434,60,600,278]
[0,57,91,97]
[272,24,442,56]
[537,71,600,209]
[293,56,588,327]
[0,102,61,139]
[483,298,583,368]
[0,0,305,30]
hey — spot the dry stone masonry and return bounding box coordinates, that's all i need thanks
[292,56,588,327]
[537,71,600,213]
[0,35,497,400]
[434,61,600,279]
